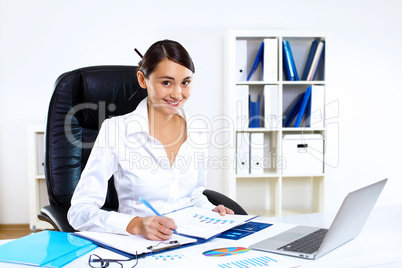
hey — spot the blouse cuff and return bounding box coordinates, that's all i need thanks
[105,212,135,235]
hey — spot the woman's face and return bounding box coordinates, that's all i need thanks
[138,59,193,116]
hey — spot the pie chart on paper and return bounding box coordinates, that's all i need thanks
[202,247,250,257]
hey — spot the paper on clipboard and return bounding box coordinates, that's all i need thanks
[74,231,197,257]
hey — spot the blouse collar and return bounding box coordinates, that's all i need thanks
[125,97,190,135]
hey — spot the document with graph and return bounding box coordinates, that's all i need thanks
[165,207,258,240]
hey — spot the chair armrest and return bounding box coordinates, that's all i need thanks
[203,189,248,215]
[38,205,76,232]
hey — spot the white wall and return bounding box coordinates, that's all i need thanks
[1,0,401,224]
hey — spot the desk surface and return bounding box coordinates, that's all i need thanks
[1,205,402,267]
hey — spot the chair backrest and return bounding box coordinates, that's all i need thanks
[45,66,147,211]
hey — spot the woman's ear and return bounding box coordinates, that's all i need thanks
[137,71,147,89]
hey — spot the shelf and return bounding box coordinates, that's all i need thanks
[236,128,325,133]
[282,127,325,132]
[236,173,280,179]
[281,174,324,178]
[236,81,279,86]
[226,30,326,217]
[282,81,325,85]
[236,128,280,133]
[236,81,325,86]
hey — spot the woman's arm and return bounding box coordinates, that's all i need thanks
[67,119,134,235]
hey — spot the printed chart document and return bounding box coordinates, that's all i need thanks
[168,240,300,268]
[165,207,258,240]
[75,232,197,257]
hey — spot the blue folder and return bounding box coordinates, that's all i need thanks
[249,94,261,128]
[282,41,299,81]
[302,40,325,81]
[302,39,319,80]
[283,86,313,127]
[247,42,264,81]
[294,86,312,127]
[0,231,96,267]
[283,93,304,127]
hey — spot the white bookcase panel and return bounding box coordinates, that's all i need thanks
[28,125,52,230]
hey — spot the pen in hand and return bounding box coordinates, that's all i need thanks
[140,196,179,235]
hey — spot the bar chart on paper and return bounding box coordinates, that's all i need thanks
[217,255,280,268]
[138,253,194,267]
[202,249,299,268]
[165,207,257,239]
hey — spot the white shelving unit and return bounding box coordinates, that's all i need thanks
[225,30,327,217]
[28,125,52,230]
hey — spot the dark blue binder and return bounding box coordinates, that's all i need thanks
[294,86,312,127]
[302,40,325,81]
[247,42,264,81]
[283,93,304,127]
[302,39,319,80]
[282,41,299,81]
[249,94,261,128]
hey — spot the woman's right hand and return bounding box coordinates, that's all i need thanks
[126,216,177,241]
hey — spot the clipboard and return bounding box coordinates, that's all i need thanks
[74,232,197,258]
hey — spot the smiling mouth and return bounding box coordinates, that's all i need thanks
[163,99,182,107]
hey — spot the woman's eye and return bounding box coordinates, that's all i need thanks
[162,81,171,86]
[182,80,191,86]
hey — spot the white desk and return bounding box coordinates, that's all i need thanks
[1,205,402,267]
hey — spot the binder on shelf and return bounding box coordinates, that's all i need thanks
[249,94,261,128]
[263,38,278,82]
[294,86,312,127]
[283,92,305,127]
[0,231,96,267]
[263,85,279,128]
[302,40,325,81]
[247,41,264,81]
[282,40,299,81]
[235,85,249,130]
[236,132,250,175]
[307,85,325,128]
[301,39,318,80]
[283,86,312,128]
[236,40,248,82]
[304,92,312,127]
[250,133,264,174]
[36,133,45,175]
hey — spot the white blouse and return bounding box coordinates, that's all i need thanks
[68,98,215,235]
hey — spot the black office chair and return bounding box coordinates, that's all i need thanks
[38,65,247,232]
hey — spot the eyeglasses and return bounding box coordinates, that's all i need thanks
[88,252,138,268]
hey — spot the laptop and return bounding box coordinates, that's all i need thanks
[250,178,387,259]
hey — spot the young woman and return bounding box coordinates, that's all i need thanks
[68,40,233,241]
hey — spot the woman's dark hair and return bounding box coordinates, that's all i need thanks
[137,40,195,78]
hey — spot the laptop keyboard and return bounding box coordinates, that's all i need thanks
[278,228,328,254]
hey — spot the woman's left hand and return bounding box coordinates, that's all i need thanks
[213,204,234,216]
